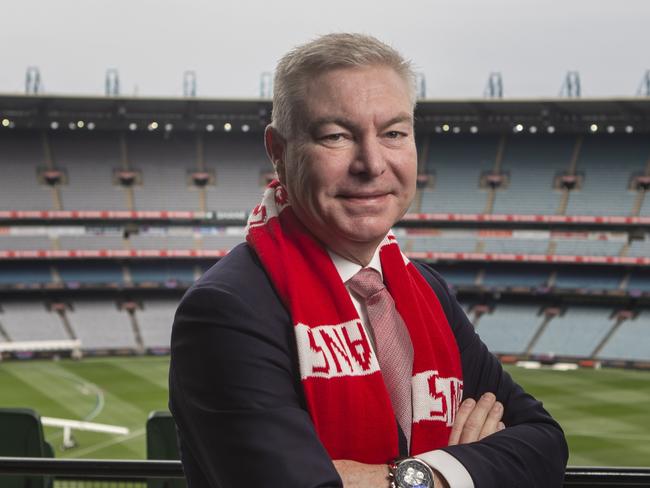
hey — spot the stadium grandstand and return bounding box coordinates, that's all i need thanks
[1,92,650,486]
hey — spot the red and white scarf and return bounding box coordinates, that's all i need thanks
[246,180,463,463]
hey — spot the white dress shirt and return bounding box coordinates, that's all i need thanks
[328,247,474,488]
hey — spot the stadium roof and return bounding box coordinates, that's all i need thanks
[1,93,649,134]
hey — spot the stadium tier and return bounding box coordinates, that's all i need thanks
[0,95,649,368]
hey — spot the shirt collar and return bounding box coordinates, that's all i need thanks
[328,245,383,284]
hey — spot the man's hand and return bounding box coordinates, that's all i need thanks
[448,392,505,446]
[333,460,449,488]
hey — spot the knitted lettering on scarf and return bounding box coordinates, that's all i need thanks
[246,180,463,463]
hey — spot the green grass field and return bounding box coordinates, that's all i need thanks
[1,356,649,467]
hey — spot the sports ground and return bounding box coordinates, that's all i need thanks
[1,356,649,467]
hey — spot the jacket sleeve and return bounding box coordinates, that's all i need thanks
[415,262,569,488]
[169,273,342,488]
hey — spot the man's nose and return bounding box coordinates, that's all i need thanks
[351,137,386,177]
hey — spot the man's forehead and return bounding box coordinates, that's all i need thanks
[296,66,414,131]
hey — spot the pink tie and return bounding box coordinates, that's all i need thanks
[347,268,414,447]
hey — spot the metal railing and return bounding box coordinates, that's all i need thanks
[2,457,650,487]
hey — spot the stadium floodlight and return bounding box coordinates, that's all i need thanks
[559,71,581,98]
[606,125,615,134]
[442,124,450,132]
[590,124,598,133]
[242,124,250,132]
[206,124,215,132]
[547,125,556,134]
[514,124,524,133]
[165,123,173,132]
[529,125,538,134]
[68,122,76,130]
[128,122,138,131]
[50,121,59,130]
[484,72,503,98]
[77,120,85,129]
[148,121,159,131]
[224,122,232,132]
[434,126,442,133]
[470,126,478,134]
[452,126,460,134]
[625,125,634,133]
[87,122,96,130]
[1,118,10,127]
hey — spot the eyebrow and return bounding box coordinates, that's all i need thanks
[308,113,414,134]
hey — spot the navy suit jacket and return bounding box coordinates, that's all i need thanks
[169,243,568,487]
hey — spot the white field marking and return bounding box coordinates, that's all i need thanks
[52,368,105,421]
[61,428,146,458]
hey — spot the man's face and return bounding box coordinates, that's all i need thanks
[277,65,417,261]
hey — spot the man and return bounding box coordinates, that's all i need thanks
[169,33,567,487]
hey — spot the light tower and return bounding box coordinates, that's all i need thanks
[484,72,503,98]
[105,69,120,96]
[25,67,42,94]
[260,72,273,99]
[415,72,426,100]
[559,71,581,98]
[637,70,650,97]
[183,71,197,97]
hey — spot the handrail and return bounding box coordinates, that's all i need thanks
[1,457,650,485]
[0,457,184,478]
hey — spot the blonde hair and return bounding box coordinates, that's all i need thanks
[271,33,416,139]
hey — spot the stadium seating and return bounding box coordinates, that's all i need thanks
[420,134,496,214]
[50,131,127,211]
[138,300,179,349]
[146,410,186,488]
[566,134,650,216]
[0,407,53,488]
[0,262,52,286]
[554,267,624,291]
[0,235,52,251]
[130,261,196,285]
[67,300,137,350]
[481,264,550,288]
[0,301,69,342]
[627,237,650,258]
[597,311,650,361]
[0,132,53,210]
[433,263,478,287]
[553,238,624,256]
[128,132,201,211]
[410,236,478,253]
[492,134,575,215]
[204,133,268,212]
[475,304,543,354]
[481,236,549,254]
[57,261,124,285]
[531,306,616,357]
[628,268,650,293]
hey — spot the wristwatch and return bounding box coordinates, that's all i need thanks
[388,457,435,488]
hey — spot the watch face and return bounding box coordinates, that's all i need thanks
[395,460,433,488]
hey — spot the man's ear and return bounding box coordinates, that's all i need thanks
[264,125,288,185]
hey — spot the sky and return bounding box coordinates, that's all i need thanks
[1,0,649,100]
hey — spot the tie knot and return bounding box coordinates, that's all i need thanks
[347,268,385,299]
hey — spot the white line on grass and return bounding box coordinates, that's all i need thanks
[63,428,146,458]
